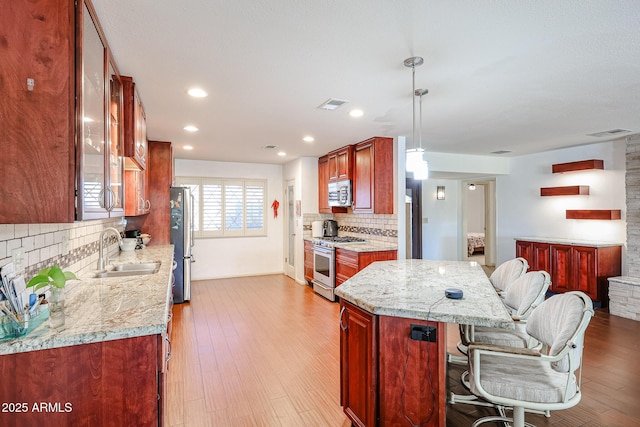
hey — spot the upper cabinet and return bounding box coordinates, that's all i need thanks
[76,3,124,220]
[0,0,125,223]
[318,155,347,214]
[121,76,147,170]
[353,137,394,214]
[0,0,76,223]
[328,146,353,182]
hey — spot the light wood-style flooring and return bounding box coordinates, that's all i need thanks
[167,274,640,427]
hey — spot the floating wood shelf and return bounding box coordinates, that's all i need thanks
[540,186,590,196]
[552,159,604,173]
[566,210,621,220]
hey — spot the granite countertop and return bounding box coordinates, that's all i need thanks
[0,245,174,356]
[335,259,513,329]
[516,237,623,247]
[334,241,397,252]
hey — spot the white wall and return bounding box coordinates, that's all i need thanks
[495,140,627,270]
[422,179,461,260]
[174,159,284,280]
[466,184,485,233]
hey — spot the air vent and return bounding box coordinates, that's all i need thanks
[263,145,278,149]
[318,98,349,110]
[491,150,512,155]
[588,129,631,138]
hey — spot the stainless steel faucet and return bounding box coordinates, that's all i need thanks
[97,227,123,271]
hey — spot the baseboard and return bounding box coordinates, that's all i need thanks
[192,271,285,281]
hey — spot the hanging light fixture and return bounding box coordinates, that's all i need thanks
[404,57,424,174]
[404,57,429,179]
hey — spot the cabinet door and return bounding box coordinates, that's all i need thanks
[340,301,377,427]
[77,2,108,220]
[353,141,374,213]
[532,242,551,272]
[122,76,148,170]
[318,156,331,213]
[551,244,573,293]
[304,241,314,283]
[337,148,352,180]
[572,246,597,298]
[106,59,124,217]
[328,152,339,181]
[515,241,533,265]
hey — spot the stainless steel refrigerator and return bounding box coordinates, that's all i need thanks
[170,187,194,303]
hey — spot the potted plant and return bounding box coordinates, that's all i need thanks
[27,265,77,328]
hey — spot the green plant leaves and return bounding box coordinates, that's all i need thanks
[26,265,78,291]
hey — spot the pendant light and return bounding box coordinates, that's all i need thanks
[404,57,429,179]
[404,57,424,174]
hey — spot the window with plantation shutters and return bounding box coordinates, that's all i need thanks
[175,177,267,237]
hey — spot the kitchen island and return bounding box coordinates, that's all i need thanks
[335,259,513,427]
[0,245,175,427]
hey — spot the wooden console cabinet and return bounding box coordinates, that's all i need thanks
[335,248,397,286]
[516,239,621,306]
[340,301,446,427]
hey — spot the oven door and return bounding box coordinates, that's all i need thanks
[313,245,336,301]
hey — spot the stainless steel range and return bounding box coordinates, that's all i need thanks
[312,236,366,301]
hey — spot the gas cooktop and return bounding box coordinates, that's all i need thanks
[312,236,366,248]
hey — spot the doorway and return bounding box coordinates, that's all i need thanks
[405,177,422,259]
[463,179,496,267]
[284,180,295,279]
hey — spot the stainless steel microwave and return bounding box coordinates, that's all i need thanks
[328,180,352,207]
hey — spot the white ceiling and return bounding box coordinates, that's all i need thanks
[91,0,640,165]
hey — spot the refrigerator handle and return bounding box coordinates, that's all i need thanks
[191,254,196,263]
[190,194,195,248]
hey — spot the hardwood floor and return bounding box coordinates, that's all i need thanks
[167,274,640,427]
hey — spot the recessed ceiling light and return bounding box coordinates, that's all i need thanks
[349,109,364,118]
[277,151,286,157]
[303,136,314,143]
[183,125,199,132]
[183,145,194,150]
[187,88,208,98]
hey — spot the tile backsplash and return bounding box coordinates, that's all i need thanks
[303,213,398,244]
[0,218,123,280]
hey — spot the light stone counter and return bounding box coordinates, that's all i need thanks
[335,259,513,329]
[0,245,174,355]
[516,236,623,247]
[333,241,397,252]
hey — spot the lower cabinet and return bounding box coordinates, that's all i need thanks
[0,334,167,426]
[515,239,621,306]
[304,240,314,284]
[336,248,397,286]
[340,301,378,427]
[339,300,446,427]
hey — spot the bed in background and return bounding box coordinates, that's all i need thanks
[467,232,485,256]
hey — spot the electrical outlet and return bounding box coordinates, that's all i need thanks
[61,234,70,255]
[410,324,437,342]
[11,248,25,273]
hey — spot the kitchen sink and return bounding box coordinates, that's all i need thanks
[92,261,161,278]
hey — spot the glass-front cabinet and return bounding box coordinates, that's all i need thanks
[77,1,123,220]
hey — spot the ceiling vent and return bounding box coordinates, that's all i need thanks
[587,129,631,138]
[318,98,349,110]
[263,145,278,149]
[491,150,512,155]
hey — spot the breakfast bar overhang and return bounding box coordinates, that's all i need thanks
[335,260,514,427]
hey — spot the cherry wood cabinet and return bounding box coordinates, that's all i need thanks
[353,137,394,214]
[328,146,353,182]
[121,76,148,170]
[339,301,446,427]
[125,168,150,216]
[0,0,124,223]
[0,334,168,427]
[516,239,621,306]
[318,155,347,214]
[304,240,314,284]
[340,301,378,427]
[336,248,397,286]
[144,141,174,245]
